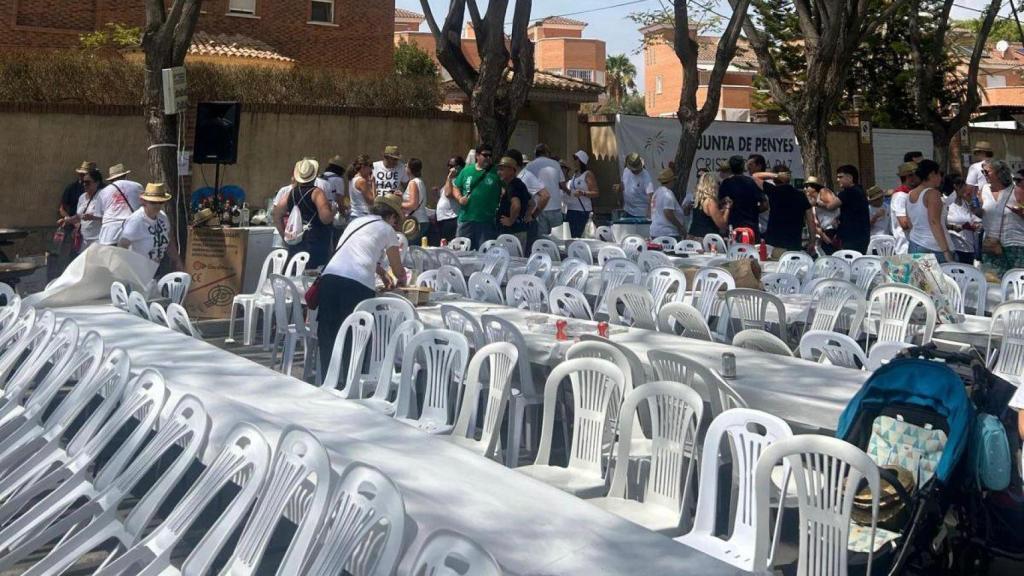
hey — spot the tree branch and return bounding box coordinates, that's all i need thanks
[170,0,202,64]
[467,0,488,50]
[700,0,750,127]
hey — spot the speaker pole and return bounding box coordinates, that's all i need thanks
[214,163,221,197]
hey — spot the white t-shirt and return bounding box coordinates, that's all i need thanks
[621,168,654,218]
[76,192,102,246]
[567,172,593,213]
[890,191,910,254]
[322,172,347,205]
[97,180,143,245]
[404,177,429,223]
[372,161,407,196]
[965,160,987,190]
[349,177,372,218]
[323,216,399,289]
[273,185,291,207]
[525,156,565,213]
[982,184,1024,248]
[436,184,459,222]
[650,185,685,238]
[946,199,981,253]
[870,204,890,237]
[120,207,171,263]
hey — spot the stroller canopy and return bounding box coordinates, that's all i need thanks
[836,358,975,484]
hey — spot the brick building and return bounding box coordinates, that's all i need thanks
[641,23,756,120]
[528,16,606,86]
[0,0,395,71]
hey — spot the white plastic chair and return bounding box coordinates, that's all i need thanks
[987,302,1024,386]
[851,255,883,293]
[0,283,13,308]
[588,381,704,536]
[110,281,129,311]
[449,342,518,460]
[549,286,594,320]
[0,309,56,388]
[867,235,896,257]
[506,274,550,312]
[703,233,727,254]
[689,266,735,321]
[155,272,191,305]
[799,330,868,369]
[496,233,524,257]
[939,273,964,314]
[269,274,312,376]
[531,238,561,262]
[729,243,758,260]
[441,304,486,351]
[407,245,439,273]
[565,340,642,460]
[733,329,794,356]
[284,251,310,277]
[127,291,150,320]
[597,245,627,265]
[353,319,422,416]
[450,236,472,252]
[942,262,987,316]
[597,258,642,314]
[395,329,469,434]
[321,311,375,398]
[227,248,288,346]
[651,236,677,251]
[212,428,332,576]
[753,436,883,576]
[482,315,543,467]
[595,225,615,242]
[621,235,648,261]
[301,463,406,576]
[354,297,418,392]
[676,409,793,570]
[833,249,862,262]
[866,284,937,350]
[468,271,505,304]
[865,341,913,370]
[84,423,272,576]
[415,269,439,290]
[777,251,813,278]
[656,302,714,341]
[567,240,594,264]
[554,257,591,292]
[410,530,502,576]
[761,272,801,295]
[165,303,201,338]
[147,302,167,327]
[674,239,703,255]
[645,266,687,310]
[1003,269,1024,301]
[809,279,867,338]
[436,264,469,296]
[813,255,852,281]
[606,284,657,329]
[522,252,553,284]
[647,349,748,418]
[434,247,463,268]
[638,250,672,273]
[516,358,624,497]
[481,247,511,283]
[722,288,788,339]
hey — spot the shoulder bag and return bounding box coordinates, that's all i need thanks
[982,188,1012,257]
[304,217,380,310]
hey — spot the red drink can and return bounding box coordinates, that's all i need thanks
[555,319,569,341]
[597,321,609,338]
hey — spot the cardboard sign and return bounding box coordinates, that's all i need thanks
[184,227,248,319]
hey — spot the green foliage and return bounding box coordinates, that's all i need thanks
[79,22,142,52]
[394,41,438,78]
[606,54,638,105]
[0,52,442,109]
[598,93,647,115]
[957,17,1022,43]
[627,0,724,52]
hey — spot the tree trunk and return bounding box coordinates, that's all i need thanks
[672,113,701,202]
[143,63,183,249]
[931,127,954,173]
[793,115,832,182]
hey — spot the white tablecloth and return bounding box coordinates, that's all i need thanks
[50,304,734,575]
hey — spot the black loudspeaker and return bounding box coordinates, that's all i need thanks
[194,102,241,165]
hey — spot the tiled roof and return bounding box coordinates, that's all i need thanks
[980,86,1024,108]
[189,32,293,62]
[532,70,603,93]
[395,8,424,20]
[533,16,588,27]
[696,36,758,67]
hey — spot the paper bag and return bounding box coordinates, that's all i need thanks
[881,254,961,324]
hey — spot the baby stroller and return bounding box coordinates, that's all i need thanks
[835,345,1022,575]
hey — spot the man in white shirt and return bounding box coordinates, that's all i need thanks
[890,161,918,254]
[96,163,144,246]
[964,141,994,196]
[619,153,654,218]
[650,168,687,238]
[372,145,408,197]
[507,148,550,251]
[525,143,566,235]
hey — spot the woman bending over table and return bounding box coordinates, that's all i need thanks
[317,195,407,375]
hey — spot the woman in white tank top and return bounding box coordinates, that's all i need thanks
[906,160,954,262]
[401,158,430,243]
[348,154,374,219]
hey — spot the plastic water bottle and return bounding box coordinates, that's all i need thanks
[421,236,428,248]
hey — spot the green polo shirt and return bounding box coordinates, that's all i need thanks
[454,165,502,223]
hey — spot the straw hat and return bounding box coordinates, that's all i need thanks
[140,182,172,203]
[328,154,345,168]
[293,158,319,184]
[657,168,675,185]
[106,163,131,181]
[374,194,403,215]
[897,162,918,177]
[866,185,884,201]
[192,207,218,227]
[803,176,824,190]
[625,153,644,170]
[973,140,993,153]
[75,161,96,174]
[384,145,402,159]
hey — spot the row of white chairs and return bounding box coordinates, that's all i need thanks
[0,300,502,575]
[109,281,201,339]
[227,248,311,347]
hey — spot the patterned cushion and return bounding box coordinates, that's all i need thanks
[867,415,947,487]
[848,523,901,553]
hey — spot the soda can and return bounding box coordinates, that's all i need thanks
[597,321,609,338]
[721,352,737,379]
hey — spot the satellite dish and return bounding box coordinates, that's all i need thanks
[997,39,1010,56]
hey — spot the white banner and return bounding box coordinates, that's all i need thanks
[614,115,804,191]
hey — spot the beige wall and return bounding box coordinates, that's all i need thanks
[0,107,475,234]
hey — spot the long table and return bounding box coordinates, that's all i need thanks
[418,301,869,433]
[51,304,739,576]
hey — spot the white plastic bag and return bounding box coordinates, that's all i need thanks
[283,204,307,245]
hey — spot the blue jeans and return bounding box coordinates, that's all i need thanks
[456,220,496,250]
[908,241,948,263]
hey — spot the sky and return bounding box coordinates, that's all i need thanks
[394,0,1009,88]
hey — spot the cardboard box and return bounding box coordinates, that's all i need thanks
[184,227,248,319]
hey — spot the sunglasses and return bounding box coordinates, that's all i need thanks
[479,152,493,158]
